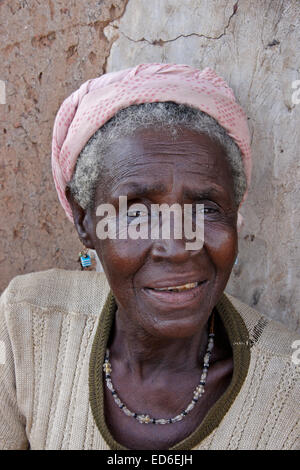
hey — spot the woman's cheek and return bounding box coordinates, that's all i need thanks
[204,223,237,269]
[97,237,151,280]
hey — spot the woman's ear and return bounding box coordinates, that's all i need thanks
[65,187,95,249]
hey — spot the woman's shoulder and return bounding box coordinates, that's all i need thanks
[225,292,300,359]
[1,268,110,318]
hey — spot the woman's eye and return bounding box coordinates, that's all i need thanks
[203,207,217,214]
[126,204,150,224]
[127,210,141,218]
[196,206,218,215]
[127,210,148,218]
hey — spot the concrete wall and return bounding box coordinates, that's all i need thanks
[1,0,299,330]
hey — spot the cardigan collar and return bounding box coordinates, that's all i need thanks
[89,292,250,450]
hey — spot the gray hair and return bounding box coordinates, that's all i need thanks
[68,102,247,209]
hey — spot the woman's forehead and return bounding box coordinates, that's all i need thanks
[107,126,224,157]
[96,127,235,203]
[104,127,230,171]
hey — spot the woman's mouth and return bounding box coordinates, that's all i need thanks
[151,281,200,292]
[143,280,208,307]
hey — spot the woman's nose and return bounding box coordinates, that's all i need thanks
[149,209,204,263]
[151,238,192,263]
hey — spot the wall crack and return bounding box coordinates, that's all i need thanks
[119,1,238,46]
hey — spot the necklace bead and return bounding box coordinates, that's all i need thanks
[103,313,215,424]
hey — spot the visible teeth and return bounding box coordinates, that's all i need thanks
[154,282,198,292]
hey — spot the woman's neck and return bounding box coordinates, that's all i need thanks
[108,309,212,380]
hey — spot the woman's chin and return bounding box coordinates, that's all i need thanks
[138,304,210,339]
[146,314,206,339]
[131,283,214,338]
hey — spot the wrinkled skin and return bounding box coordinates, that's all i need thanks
[67,126,237,449]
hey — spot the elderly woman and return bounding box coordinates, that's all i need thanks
[0,64,298,450]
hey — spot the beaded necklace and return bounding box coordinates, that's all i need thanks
[103,313,215,424]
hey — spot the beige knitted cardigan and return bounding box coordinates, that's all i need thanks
[0,268,299,450]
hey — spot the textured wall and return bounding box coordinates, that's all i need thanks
[1,0,299,330]
[0,0,128,288]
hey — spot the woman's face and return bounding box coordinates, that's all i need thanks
[86,126,238,339]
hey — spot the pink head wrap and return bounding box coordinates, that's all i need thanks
[52,63,251,224]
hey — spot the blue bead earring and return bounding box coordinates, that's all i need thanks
[78,248,92,270]
[234,254,239,265]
